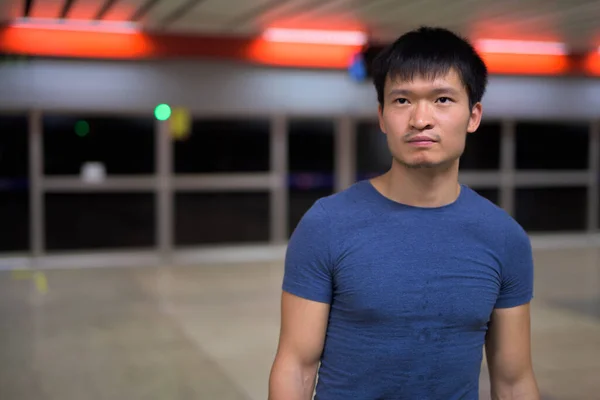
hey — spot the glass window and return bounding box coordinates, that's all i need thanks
[460,121,501,170]
[43,115,155,175]
[45,193,155,250]
[515,187,587,232]
[288,119,335,236]
[0,192,29,253]
[515,122,589,170]
[174,192,270,245]
[174,118,270,173]
[471,188,500,206]
[0,115,28,178]
[0,114,29,253]
[355,121,391,180]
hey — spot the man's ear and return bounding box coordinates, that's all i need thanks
[467,102,483,133]
[378,104,387,134]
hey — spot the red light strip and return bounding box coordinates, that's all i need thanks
[10,17,140,34]
[262,28,368,46]
[1,25,600,76]
[475,39,567,55]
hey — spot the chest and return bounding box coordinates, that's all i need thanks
[332,236,502,330]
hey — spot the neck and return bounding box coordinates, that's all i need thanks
[372,160,461,208]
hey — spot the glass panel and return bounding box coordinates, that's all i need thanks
[43,115,155,175]
[515,122,589,170]
[0,192,29,253]
[174,192,270,245]
[0,115,28,178]
[174,118,270,173]
[45,193,155,250]
[471,188,500,206]
[515,187,587,232]
[0,114,29,253]
[460,121,501,170]
[355,121,391,180]
[288,119,335,236]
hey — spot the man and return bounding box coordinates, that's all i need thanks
[269,26,539,399]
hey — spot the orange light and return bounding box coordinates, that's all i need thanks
[10,17,140,33]
[246,39,361,69]
[262,28,367,46]
[582,52,600,76]
[476,39,567,55]
[0,26,153,59]
[481,53,569,75]
[0,24,590,76]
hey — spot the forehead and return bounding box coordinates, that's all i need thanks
[385,68,467,95]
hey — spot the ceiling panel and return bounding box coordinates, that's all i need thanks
[267,0,365,31]
[29,0,63,18]
[0,0,24,21]
[169,0,297,34]
[68,0,105,19]
[242,0,325,30]
[196,0,275,19]
[142,0,191,26]
[1,0,599,51]
[101,0,148,21]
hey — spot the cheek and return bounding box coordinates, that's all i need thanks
[438,112,470,143]
[381,112,409,136]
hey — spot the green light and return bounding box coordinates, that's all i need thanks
[75,120,90,137]
[154,104,172,121]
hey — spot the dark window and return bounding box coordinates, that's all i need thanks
[355,121,391,180]
[460,121,501,170]
[288,119,335,172]
[45,193,155,250]
[515,122,589,170]
[0,192,29,253]
[472,188,500,206]
[515,187,587,232]
[0,115,29,253]
[174,192,270,245]
[0,115,28,178]
[43,115,155,175]
[174,118,270,173]
[288,119,335,235]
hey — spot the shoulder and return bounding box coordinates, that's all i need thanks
[461,186,531,257]
[287,180,373,260]
[462,186,527,235]
[315,180,375,221]
[460,188,534,308]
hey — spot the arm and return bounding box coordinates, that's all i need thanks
[268,291,330,400]
[485,303,539,400]
[269,199,334,400]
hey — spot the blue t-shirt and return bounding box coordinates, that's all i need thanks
[282,180,534,400]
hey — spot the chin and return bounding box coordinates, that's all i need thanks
[405,161,441,169]
[396,156,457,170]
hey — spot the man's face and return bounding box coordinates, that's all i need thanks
[378,68,482,170]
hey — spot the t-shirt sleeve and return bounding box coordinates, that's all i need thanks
[494,224,535,309]
[282,199,334,304]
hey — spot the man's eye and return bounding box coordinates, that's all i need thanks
[395,98,408,104]
[437,97,452,103]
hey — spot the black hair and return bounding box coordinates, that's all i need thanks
[371,26,488,110]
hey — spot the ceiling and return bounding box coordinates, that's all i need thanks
[2,0,600,52]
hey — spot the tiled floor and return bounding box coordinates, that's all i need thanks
[0,246,599,399]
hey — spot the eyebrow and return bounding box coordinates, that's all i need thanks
[388,87,460,97]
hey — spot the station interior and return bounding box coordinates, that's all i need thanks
[1,0,600,399]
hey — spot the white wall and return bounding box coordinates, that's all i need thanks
[1,58,600,120]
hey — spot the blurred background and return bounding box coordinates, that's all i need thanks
[1,0,600,399]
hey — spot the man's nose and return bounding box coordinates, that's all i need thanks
[410,102,434,131]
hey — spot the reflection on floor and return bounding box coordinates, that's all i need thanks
[0,247,599,400]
